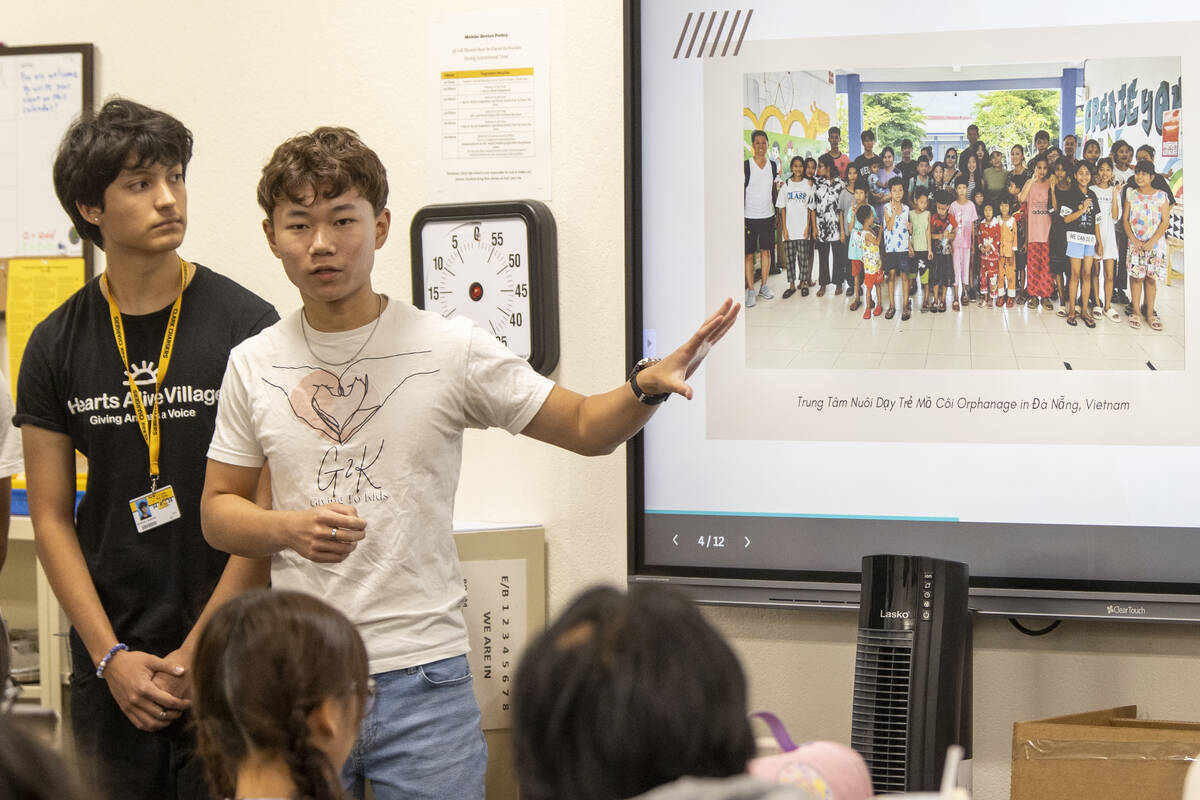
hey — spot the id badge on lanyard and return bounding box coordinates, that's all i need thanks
[104,259,187,532]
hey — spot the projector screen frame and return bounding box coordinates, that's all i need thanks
[622,0,1199,623]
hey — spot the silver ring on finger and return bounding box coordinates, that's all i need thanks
[331,528,338,542]
[158,708,167,721]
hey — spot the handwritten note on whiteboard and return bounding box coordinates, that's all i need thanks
[0,50,86,258]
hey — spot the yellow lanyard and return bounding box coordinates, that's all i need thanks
[102,259,187,490]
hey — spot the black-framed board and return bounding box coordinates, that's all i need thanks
[0,43,95,320]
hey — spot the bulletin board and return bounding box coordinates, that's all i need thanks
[0,44,95,318]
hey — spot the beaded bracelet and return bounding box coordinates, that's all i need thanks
[95,643,128,679]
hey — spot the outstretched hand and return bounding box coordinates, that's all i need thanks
[640,299,740,400]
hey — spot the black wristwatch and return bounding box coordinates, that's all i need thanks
[628,358,669,405]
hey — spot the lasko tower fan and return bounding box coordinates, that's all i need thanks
[850,554,972,794]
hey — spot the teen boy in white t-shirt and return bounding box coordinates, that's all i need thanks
[201,127,738,800]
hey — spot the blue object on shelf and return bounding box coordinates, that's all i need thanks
[10,488,84,516]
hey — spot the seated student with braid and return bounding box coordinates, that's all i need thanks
[192,589,370,800]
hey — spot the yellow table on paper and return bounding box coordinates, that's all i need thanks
[6,257,86,398]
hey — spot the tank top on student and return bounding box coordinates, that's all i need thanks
[744,158,775,219]
[1126,188,1169,251]
[1091,184,1116,235]
[1026,180,1051,243]
[847,219,864,261]
[909,209,931,251]
[883,204,909,253]
[861,226,881,274]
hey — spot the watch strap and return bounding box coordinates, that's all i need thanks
[629,358,669,405]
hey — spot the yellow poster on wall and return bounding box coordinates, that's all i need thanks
[6,257,86,401]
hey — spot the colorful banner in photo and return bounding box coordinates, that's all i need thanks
[743,70,836,166]
[1083,57,1182,199]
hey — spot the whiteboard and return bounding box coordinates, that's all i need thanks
[0,45,93,259]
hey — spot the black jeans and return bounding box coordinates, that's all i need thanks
[830,240,849,287]
[70,642,208,800]
[814,240,835,286]
[1114,227,1129,294]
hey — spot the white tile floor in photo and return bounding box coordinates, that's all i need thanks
[744,270,1185,370]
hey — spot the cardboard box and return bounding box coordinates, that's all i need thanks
[1012,706,1200,800]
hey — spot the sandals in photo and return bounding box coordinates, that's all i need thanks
[1042,298,1054,311]
[782,287,796,299]
[952,300,960,312]
[1129,315,1142,330]
[1149,314,1164,331]
[901,301,911,322]
[1081,314,1095,329]
[885,306,896,320]
[1066,314,1078,327]
[1106,307,1120,322]
[848,298,862,312]
[1055,305,1067,317]
[1091,305,1103,319]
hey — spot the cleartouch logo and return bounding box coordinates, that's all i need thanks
[1106,604,1147,616]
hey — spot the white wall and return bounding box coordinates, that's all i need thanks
[5,4,1200,799]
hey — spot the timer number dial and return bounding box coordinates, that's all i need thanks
[420,216,532,358]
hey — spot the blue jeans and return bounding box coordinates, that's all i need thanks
[342,654,487,800]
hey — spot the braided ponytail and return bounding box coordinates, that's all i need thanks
[192,590,370,800]
[283,706,340,800]
[194,713,238,800]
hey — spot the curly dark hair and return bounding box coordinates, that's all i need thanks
[257,126,388,222]
[52,97,193,250]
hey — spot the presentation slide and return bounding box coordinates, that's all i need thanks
[637,4,1196,586]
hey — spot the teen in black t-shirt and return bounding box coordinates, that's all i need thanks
[14,98,277,800]
[1055,161,1103,326]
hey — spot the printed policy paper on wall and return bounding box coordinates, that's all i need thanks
[429,9,551,202]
